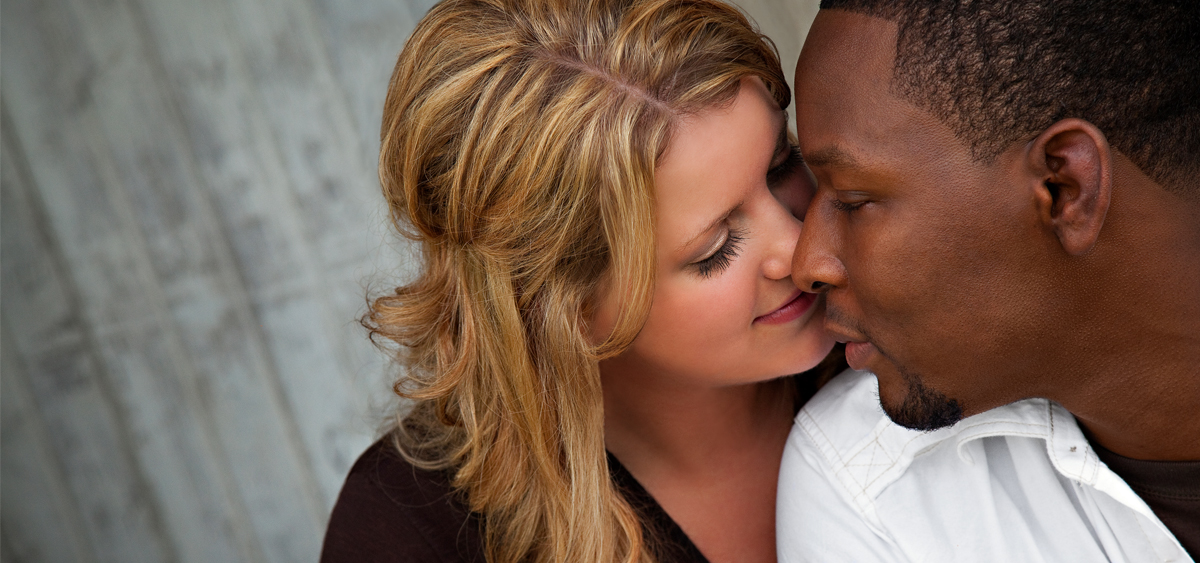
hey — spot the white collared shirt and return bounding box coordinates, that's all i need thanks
[777,369,1193,563]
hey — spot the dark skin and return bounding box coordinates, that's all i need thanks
[790,10,1200,461]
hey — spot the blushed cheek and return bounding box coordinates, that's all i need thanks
[624,306,737,379]
[643,277,754,350]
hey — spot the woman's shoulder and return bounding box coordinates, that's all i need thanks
[320,438,484,563]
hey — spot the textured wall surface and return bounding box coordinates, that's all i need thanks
[0,0,817,560]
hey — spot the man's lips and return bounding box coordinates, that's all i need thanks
[754,290,818,324]
[844,341,878,371]
[823,314,875,370]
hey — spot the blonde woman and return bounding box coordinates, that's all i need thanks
[321,0,843,561]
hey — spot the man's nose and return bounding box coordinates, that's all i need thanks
[791,193,848,293]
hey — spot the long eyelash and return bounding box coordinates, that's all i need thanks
[695,228,745,277]
[767,145,804,186]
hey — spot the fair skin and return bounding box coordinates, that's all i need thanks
[598,77,835,563]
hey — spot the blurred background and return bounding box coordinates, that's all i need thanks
[0,0,817,561]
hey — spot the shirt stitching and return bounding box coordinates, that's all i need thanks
[1131,508,1172,561]
[1049,405,1065,477]
[799,411,860,493]
[806,408,1054,501]
[860,434,920,492]
[789,378,1185,562]
[952,419,1049,435]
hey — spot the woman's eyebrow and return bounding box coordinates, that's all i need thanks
[677,112,787,254]
[677,204,741,254]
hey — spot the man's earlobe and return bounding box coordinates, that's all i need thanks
[1027,119,1113,255]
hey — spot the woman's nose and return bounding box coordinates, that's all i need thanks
[791,192,847,292]
[763,207,804,281]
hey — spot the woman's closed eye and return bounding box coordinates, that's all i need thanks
[693,228,745,278]
[767,144,804,187]
[768,143,814,218]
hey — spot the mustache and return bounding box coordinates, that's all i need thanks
[824,306,902,367]
[823,305,869,340]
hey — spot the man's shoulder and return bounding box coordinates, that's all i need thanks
[780,371,1051,561]
[796,368,896,450]
[792,369,947,465]
[783,369,946,510]
[778,372,1190,562]
[783,369,1062,510]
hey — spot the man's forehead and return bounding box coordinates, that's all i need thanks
[793,12,898,169]
[795,12,899,131]
[797,10,897,92]
[794,10,965,174]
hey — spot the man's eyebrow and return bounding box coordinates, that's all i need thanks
[804,146,860,169]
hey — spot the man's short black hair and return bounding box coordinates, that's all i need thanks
[820,0,1200,195]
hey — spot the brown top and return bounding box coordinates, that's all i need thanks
[1092,442,1200,558]
[320,439,709,563]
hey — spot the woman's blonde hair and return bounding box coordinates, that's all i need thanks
[367,0,788,560]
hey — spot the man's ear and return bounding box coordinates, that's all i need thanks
[1025,118,1113,255]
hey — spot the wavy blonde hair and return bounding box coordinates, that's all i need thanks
[367,0,788,561]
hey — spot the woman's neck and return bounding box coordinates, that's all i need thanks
[600,359,795,481]
[600,360,795,563]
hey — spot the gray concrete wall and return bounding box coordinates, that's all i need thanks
[0,0,817,560]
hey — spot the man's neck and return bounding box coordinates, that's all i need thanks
[1054,178,1200,461]
[1068,355,1200,461]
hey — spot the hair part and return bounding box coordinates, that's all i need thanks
[821,0,1200,195]
[367,0,789,561]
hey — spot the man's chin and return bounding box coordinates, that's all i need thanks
[882,396,964,431]
[877,369,964,431]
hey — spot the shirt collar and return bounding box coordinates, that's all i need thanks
[945,398,1159,523]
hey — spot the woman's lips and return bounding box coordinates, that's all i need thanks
[844,341,877,370]
[755,291,818,325]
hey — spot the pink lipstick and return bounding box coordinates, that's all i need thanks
[755,291,818,325]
